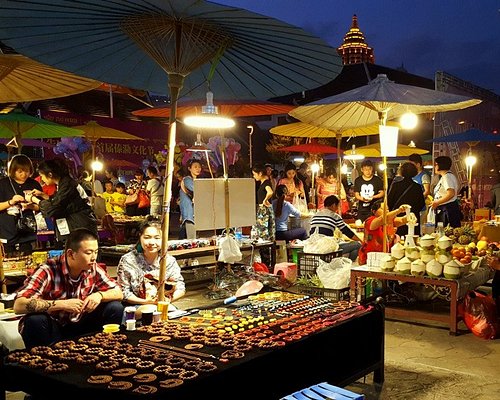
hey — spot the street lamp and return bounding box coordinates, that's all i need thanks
[400,111,418,130]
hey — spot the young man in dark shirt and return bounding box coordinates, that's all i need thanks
[353,160,384,222]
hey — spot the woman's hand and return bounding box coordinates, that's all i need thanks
[10,194,25,205]
[431,200,439,210]
[32,189,44,197]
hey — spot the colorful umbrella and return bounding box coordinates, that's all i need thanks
[133,99,295,119]
[427,128,500,145]
[352,143,429,157]
[278,141,342,155]
[271,121,383,139]
[106,159,139,169]
[0,0,342,301]
[0,54,101,103]
[0,109,83,151]
[71,121,144,192]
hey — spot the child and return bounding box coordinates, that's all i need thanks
[100,181,115,213]
[111,182,127,214]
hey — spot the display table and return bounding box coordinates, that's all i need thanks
[350,265,493,335]
[0,297,384,400]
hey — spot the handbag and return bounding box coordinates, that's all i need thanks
[8,178,37,234]
[125,192,138,205]
[16,210,37,234]
[137,190,150,209]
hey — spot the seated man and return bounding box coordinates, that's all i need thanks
[14,228,124,349]
[310,195,362,261]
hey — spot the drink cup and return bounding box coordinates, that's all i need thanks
[141,311,153,326]
[157,300,170,321]
[124,306,136,321]
[152,311,162,323]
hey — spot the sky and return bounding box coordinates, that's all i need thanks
[217,0,500,95]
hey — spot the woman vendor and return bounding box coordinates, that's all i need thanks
[117,218,185,314]
[358,201,408,265]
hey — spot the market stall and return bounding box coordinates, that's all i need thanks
[350,264,492,335]
[0,292,384,400]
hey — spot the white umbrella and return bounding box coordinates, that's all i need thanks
[290,74,481,251]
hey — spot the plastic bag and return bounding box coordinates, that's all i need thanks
[218,235,243,264]
[458,290,499,340]
[35,212,48,231]
[292,193,308,214]
[317,257,352,289]
[303,228,339,254]
[426,207,435,225]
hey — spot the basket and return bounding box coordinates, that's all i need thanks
[288,284,350,301]
[297,251,342,278]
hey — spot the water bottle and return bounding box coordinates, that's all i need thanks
[234,227,243,242]
[250,225,257,240]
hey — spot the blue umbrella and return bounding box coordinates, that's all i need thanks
[0,0,343,301]
[427,128,499,144]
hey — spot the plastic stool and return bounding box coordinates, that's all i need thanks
[274,262,297,283]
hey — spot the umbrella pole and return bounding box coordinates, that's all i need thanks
[382,156,388,252]
[336,133,342,215]
[91,140,96,206]
[158,74,185,302]
[0,242,6,295]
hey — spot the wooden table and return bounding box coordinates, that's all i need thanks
[350,265,492,335]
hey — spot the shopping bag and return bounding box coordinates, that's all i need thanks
[459,290,499,340]
[137,190,150,209]
[218,235,242,264]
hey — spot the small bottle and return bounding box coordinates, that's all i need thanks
[436,222,444,238]
[250,225,257,240]
[235,227,243,242]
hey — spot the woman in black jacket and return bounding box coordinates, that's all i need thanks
[25,159,97,243]
[387,162,425,236]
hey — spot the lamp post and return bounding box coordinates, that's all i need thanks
[247,125,254,167]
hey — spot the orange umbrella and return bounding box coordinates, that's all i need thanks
[278,140,342,155]
[133,99,295,118]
